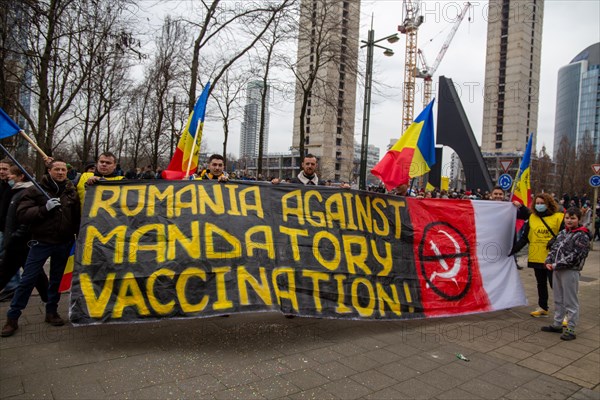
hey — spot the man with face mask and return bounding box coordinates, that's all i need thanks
[0,159,15,300]
[0,165,49,302]
[1,160,80,337]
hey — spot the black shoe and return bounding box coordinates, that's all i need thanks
[541,325,563,333]
[45,313,65,326]
[560,330,576,341]
[0,289,15,302]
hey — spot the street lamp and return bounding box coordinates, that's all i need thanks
[359,19,399,190]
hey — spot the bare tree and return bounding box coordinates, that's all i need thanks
[531,145,554,194]
[554,136,577,196]
[210,69,250,166]
[146,17,189,169]
[574,133,598,194]
[0,0,136,175]
[184,0,296,110]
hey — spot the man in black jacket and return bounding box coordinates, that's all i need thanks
[1,160,80,337]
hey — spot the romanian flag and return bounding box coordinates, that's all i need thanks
[162,83,211,180]
[372,99,436,191]
[59,243,76,293]
[511,134,533,208]
[0,107,21,139]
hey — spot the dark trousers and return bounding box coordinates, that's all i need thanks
[534,268,553,311]
[0,239,48,301]
[7,241,72,320]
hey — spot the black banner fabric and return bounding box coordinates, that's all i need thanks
[69,180,424,324]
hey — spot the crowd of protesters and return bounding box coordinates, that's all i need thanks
[0,152,596,339]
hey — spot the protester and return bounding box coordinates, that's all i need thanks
[76,152,124,205]
[541,207,591,340]
[141,165,156,179]
[290,154,319,185]
[511,193,564,318]
[1,159,80,337]
[195,154,229,181]
[581,203,592,230]
[490,186,530,270]
[0,165,49,302]
[0,159,16,300]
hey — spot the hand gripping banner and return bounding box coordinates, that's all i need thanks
[69,181,526,325]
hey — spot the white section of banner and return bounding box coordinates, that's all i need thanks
[472,200,528,310]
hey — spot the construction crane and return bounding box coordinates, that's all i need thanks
[398,0,424,132]
[415,2,472,109]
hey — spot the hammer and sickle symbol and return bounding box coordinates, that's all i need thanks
[426,230,462,289]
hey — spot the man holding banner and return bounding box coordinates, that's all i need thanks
[76,152,124,205]
[1,160,80,337]
[195,154,229,182]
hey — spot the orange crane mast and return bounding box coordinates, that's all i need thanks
[398,0,423,132]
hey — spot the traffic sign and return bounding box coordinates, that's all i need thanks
[499,160,513,173]
[590,175,600,188]
[592,164,600,175]
[498,173,513,190]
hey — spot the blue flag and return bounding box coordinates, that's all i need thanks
[0,107,21,139]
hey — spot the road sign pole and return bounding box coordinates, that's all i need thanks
[592,187,598,251]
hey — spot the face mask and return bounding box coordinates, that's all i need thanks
[535,204,547,213]
[7,180,14,187]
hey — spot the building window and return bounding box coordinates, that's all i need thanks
[336,138,342,146]
[337,127,342,134]
[495,142,502,149]
[335,163,340,171]
[305,136,310,144]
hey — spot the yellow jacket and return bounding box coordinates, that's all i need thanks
[77,172,124,208]
[527,213,564,263]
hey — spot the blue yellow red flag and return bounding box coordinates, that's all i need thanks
[162,83,211,180]
[371,99,436,191]
[59,243,76,293]
[511,134,533,208]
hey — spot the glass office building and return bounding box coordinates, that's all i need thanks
[553,43,600,158]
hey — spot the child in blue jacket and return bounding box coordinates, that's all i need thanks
[541,207,591,340]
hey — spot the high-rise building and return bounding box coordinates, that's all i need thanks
[240,81,270,158]
[292,0,360,182]
[481,0,544,155]
[553,42,600,158]
[353,141,380,185]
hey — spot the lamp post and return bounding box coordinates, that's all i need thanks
[359,20,399,190]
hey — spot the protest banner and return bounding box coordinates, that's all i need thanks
[69,181,526,324]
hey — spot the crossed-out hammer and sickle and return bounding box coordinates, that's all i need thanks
[426,229,462,289]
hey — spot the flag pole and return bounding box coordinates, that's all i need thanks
[183,118,203,179]
[408,177,416,196]
[510,168,522,199]
[0,143,51,200]
[18,130,49,159]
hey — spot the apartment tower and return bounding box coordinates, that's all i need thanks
[481,0,544,155]
[240,81,270,158]
[292,0,360,182]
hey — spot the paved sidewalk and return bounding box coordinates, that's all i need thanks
[1,249,598,399]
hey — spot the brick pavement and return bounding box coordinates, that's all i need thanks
[0,248,598,399]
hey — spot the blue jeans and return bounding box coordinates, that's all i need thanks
[7,241,73,320]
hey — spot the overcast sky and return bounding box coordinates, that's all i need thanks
[190,0,599,162]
